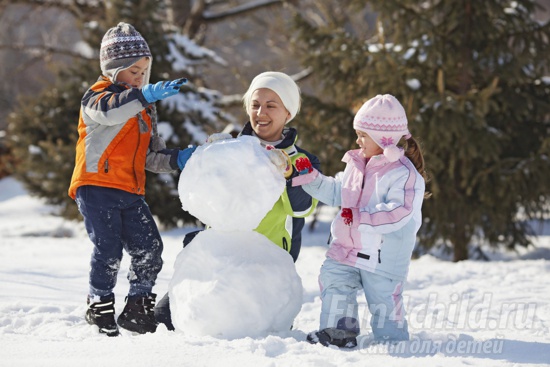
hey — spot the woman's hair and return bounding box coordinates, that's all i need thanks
[402,136,431,198]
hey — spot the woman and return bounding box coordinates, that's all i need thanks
[239,71,320,261]
[154,71,321,330]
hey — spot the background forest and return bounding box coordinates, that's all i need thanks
[0,0,549,261]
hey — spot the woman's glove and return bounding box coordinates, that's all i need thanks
[206,133,233,144]
[265,146,292,179]
[177,146,197,170]
[142,78,187,103]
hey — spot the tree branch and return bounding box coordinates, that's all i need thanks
[219,67,313,108]
[203,0,284,21]
[184,0,292,40]
[0,43,94,61]
[3,0,104,20]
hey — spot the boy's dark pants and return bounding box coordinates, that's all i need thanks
[76,186,163,297]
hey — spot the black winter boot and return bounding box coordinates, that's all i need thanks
[307,328,358,348]
[85,294,120,337]
[117,293,158,334]
[307,317,359,348]
[154,292,175,331]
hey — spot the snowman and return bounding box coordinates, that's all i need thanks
[168,134,304,339]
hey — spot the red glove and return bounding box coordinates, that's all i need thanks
[295,157,313,175]
[341,208,353,226]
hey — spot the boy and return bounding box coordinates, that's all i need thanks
[69,22,193,336]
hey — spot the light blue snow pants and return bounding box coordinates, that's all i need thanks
[319,257,409,341]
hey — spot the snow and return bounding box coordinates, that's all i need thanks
[178,136,284,231]
[1,173,550,366]
[169,230,302,339]
[167,33,227,71]
[172,137,300,338]
[406,78,421,91]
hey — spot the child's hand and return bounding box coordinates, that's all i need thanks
[177,146,197,170]
[290,156,319,187]
[341,208,361,226]
[295,157,313,175]
[341,208,353,226]
[142,78,187,103]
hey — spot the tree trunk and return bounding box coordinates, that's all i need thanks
[452,214,470,262]
[453,240,469,262]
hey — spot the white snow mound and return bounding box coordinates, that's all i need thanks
[178,136,285,231]
[169,229,303,339]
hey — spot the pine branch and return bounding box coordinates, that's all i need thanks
[203,0,285,21]
[184,0,290,39]
[3,0,104,19]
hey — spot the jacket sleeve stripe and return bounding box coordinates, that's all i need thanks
[358,162,419,232]
[83,88,146,126]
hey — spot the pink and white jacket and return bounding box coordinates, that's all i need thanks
[298,149,425,281]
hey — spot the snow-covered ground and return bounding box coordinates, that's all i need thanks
[1,176,549,367]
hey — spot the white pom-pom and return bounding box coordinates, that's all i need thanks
[118,22,131,33]
[384,145,401,162]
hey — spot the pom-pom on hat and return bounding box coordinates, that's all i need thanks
[243,71,301,124]
[353,94,410,162]
[100,22,152,85]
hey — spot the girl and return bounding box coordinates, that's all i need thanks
[293,94,428,348]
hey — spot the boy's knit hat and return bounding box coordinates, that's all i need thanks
[100,22,152,85]
[353,94,410,162]
[243,71,301,124]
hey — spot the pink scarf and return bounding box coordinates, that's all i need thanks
[341,150,367,210]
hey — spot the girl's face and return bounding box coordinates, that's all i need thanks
[356,130,383,159]
[116,57,150,88]
[248,88,291,142]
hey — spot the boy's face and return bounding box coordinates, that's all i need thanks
[356,130,383,159]
[248,88,291,142]
[116,57,150,88]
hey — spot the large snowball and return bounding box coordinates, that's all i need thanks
[178,136,285,231]
[169,230,303,339]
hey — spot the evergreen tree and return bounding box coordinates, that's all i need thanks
[292,0,550,261]
[8,0,229,227]
[296,95,358,176]
[8,82,84,219]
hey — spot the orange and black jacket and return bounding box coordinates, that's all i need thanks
[69,76,178,199]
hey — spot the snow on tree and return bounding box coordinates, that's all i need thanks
[8,0,231,227]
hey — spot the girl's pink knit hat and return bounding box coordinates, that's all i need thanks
[353,94,410,162]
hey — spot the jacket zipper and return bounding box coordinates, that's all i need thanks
[134,112,144,193]
[282,237,289,251]
[104,159,109,173]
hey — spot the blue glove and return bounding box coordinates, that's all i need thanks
[142,78,187,103]
[177,146,197,170]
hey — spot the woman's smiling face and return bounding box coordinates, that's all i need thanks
[248,88,291,142]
